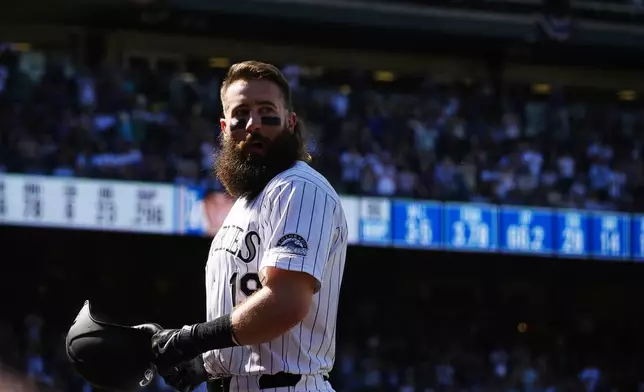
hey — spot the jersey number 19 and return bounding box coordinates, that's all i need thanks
[229,272,263,305]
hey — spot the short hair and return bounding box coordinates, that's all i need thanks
[219,60,293,112]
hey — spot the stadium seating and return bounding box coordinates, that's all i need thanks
[0,50,642,213]
[2,47,644,392]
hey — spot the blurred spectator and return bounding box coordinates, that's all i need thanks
[2,47,644,211]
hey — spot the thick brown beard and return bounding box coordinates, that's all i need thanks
[214,129,300,201]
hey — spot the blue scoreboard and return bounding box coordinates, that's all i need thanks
[444,203,497,251]
[346,193,644,261]
[358,197,392,246]
[554,210,589,258]
[588,212,630,260]
[632,215,644,261]
[391,200,442,249]
[499,206,554,255]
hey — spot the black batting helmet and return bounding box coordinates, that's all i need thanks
[65,301,158,391]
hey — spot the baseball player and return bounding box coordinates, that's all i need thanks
[140,61,348,392]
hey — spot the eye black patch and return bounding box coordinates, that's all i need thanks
[230,118,247,130]
[230,117,281,129]
[261,116,281,126]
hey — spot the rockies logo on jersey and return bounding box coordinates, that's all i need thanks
[274,234,308,257]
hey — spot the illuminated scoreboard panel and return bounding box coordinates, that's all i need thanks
[444,203,498,252]
[499,207,555,255]
[554,210,590,258]
[3,171,643,261]
[632,215,644,261]
[358,197,392,246]
[391,200,442,249]
[588,212,630,260]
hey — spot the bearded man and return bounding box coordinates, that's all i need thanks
[141,61,349,392]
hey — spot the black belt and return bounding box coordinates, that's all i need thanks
[206,372,329,392]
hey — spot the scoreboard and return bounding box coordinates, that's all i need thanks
[632,216,644,260]
[359,197,392,246]
[589,212,630,260]
[1,173,643,261]
[499,207,554,255]
[391,200,442,249]
[362,199,641,261]
[555,210,589,258]
[444,203,497,252]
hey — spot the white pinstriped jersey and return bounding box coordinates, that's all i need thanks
[202,161,348,383]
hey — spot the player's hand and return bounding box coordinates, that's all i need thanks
[134,323,163,336]
[159,355,209,392]
[135,323,200,375]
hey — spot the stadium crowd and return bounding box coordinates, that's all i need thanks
[2,47,644,392]
[1,48,644,213]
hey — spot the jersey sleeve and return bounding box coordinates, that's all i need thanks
[259,180,338,292]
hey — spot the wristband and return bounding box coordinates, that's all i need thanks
[190,314,240,353]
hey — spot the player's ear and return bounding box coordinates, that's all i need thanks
[220,118,227,133]
[286,112,297,133]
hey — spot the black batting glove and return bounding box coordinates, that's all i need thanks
[134,324,201,376]
[160,355,209,392]
[151,326,196,374]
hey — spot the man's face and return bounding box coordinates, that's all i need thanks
[220,79,296,157]
[215,79,300,200]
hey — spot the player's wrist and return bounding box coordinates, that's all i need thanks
[152,315,239,372]
[191,313,240,353]
[151,326,199,374]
